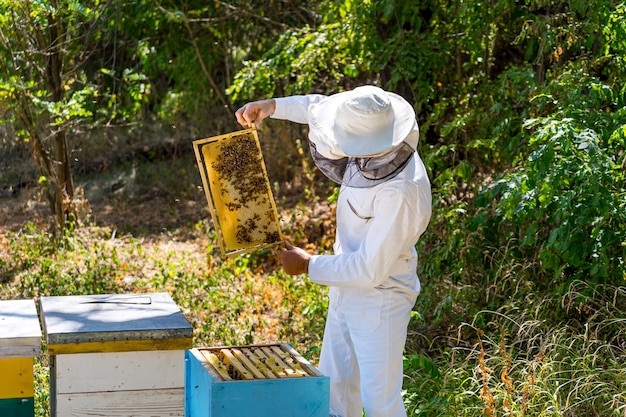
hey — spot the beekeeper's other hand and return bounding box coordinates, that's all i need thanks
[235,99,276,128]
[277,241,311,276]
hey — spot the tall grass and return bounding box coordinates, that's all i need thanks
[403,280,626,416]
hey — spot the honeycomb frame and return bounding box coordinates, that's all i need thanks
[193,126,283,257]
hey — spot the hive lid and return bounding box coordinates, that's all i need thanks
[0,299,42,358]
[39,292,193,354]
[193,126,283,258]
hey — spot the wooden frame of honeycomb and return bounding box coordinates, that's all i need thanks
[193,126,283,257]
[196,344,322,381]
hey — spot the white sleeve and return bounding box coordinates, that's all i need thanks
[308,182,429,289]
[271,94,327,124]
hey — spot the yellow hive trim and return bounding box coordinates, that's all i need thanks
[46,337,193,355]
[193,128,283,257]
[0,357,34,398]
[200,344,316,381]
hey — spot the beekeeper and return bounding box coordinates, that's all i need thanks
[235,85,432,417]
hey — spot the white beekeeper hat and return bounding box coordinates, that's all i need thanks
[308,85,418,159]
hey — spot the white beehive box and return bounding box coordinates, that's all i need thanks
[0,299,42,417]
[39,292,193,417]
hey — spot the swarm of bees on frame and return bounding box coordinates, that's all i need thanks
[203,132,281,251]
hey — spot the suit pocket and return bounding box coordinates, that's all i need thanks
[338,187,374,226]
[346,198,373,222]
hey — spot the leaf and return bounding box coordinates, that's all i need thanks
[404,354,441,379]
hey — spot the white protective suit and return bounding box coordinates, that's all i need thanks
[272,94,432,417]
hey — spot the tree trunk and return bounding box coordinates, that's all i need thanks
[45,5,76,230]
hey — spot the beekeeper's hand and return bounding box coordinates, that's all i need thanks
[235,99,276,128]
[277,241,310,276]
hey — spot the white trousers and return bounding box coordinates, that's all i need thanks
[318,285,417,417]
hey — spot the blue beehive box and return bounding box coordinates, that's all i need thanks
[186,343,330,417]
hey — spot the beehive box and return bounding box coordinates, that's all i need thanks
[39,292,193,417]
[193,126,283,257]
[0,299,41,417]
[186,344,330,417]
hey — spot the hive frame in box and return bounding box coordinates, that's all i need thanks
[193,126,283,258]
[195,343,322,381]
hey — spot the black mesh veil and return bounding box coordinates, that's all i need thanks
[309,141,415,188]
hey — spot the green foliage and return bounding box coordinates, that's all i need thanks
[228,20,369,101]
[403,352,454,416]
[418,0,626,305]
[138,0,322,121]
[478,69,626,287]
[604,3,626,78]
[8,224,121,297]
[33,352,49,417]
[0,1,127,125]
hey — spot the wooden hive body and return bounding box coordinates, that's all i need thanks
[193,127,283,257]
[186,344,330,417]
[0,299,41,417]
[39,292,193,417]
